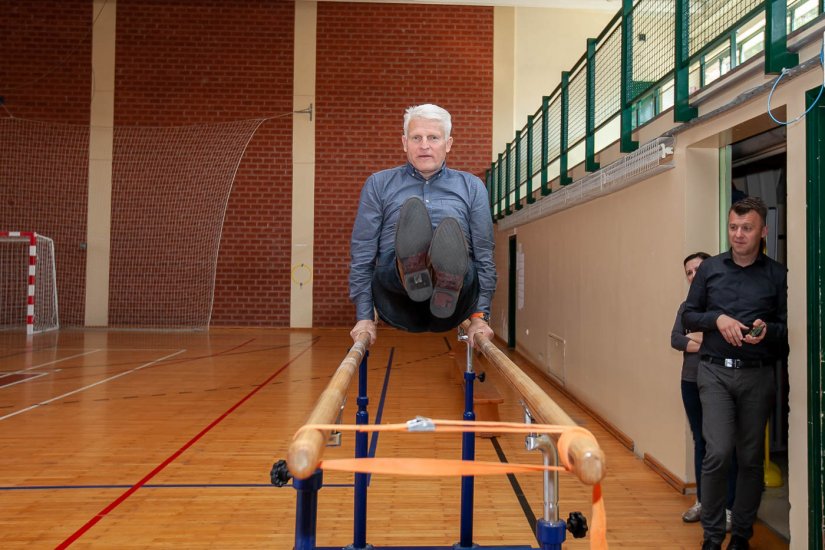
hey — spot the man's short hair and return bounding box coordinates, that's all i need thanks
[404,104,452,138]
[730,196,768,226]
[683,251,711,266]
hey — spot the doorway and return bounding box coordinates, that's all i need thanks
[508,235,516,348]
[729,126,789,539]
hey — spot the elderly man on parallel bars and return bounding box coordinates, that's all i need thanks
[348,104,496,347]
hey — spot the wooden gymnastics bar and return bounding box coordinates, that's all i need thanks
[470,326,607,486]
[287,332,371,480]
[288,326,605,486]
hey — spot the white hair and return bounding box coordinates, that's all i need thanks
[403,104,452,138]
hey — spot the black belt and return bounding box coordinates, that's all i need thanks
[701,355,768,369]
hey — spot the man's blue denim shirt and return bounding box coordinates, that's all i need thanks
[349,162,496,321]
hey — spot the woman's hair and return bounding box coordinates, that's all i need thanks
[403,104,452,138]
[683,251,711,266]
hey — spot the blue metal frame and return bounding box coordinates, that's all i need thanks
[292,341,575,550]
[458,339,477,548]
[351,350,371,549]
[293,470,323,550]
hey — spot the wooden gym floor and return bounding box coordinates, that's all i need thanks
[0,327,789,549]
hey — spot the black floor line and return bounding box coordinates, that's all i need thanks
[489,436,538,542]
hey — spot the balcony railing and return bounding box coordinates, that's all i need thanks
[487,0,824,222]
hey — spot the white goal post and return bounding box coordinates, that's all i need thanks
[0,231,59,335]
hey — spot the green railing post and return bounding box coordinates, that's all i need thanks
[765,0,799,74]
[620,0,639,153]
[496,153,504,219]
[486,168,495,223]
[514,130,523,210]
[505,142,513,215]
[585,38,600,172]
[560,71,573,185]
[540,95,551,195]
[674,0,698,122]
[526,114,536,204]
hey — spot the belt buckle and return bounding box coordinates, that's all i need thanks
[724,358,736,368]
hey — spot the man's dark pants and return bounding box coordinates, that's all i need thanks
[371,250,479,332]
[697,359,775,544]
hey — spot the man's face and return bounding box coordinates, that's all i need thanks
[402,118,453,179]
[728,209,767,258]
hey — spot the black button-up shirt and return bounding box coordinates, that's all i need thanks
[682,250,788,361]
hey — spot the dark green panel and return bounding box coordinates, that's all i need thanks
[765,0,799,74]
[586,38,600,172]
[560,71,573,185]
[527,114,536,204]
[508,235,517,348]
[515,129,523,210]
[806,85,825,550]
[541,95,551,196]
[674,0,698,122]
[620,0,639,153]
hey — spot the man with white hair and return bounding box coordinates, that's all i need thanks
[348,104,496,347]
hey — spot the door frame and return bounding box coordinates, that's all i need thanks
[507,235,517,348]
[805,85,824,550]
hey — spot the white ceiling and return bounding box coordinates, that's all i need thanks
[318,0,621,12]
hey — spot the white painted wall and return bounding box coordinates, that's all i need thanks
[491,16,823,546]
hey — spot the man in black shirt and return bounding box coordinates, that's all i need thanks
[682,197,788,550]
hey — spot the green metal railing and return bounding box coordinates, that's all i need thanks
[487,0,824,221]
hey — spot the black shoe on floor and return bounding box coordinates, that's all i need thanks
[428,217,468,319]
[701,540,722,550]
[394,197,433,302]
[726,535,749,550]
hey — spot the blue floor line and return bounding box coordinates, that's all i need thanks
[0,482,354,491]
[315,546,533,549]
[366,347,394,487]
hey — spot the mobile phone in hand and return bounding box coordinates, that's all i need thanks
[749,324,764,337]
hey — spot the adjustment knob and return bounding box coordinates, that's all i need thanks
[566,511,588,538]
[270,459,293,487]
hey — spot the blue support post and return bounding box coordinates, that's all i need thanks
[294,471,324,550]
[536,518,567,550]
[457,333,476,549]
[350,350,371,550]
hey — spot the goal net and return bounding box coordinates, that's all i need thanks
[1,116,266,329]
[0,231,59,334]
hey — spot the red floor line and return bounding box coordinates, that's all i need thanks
[55,337,319,549]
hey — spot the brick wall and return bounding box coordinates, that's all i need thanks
[313,2,494,327]
[114,0,294,326]
[2,1,494,329]
[0,1,92,326]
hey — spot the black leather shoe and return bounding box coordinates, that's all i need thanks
[701,541,722,550]
[395,197,433,302]
[726,535,749,550]
[428,217,468,319]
